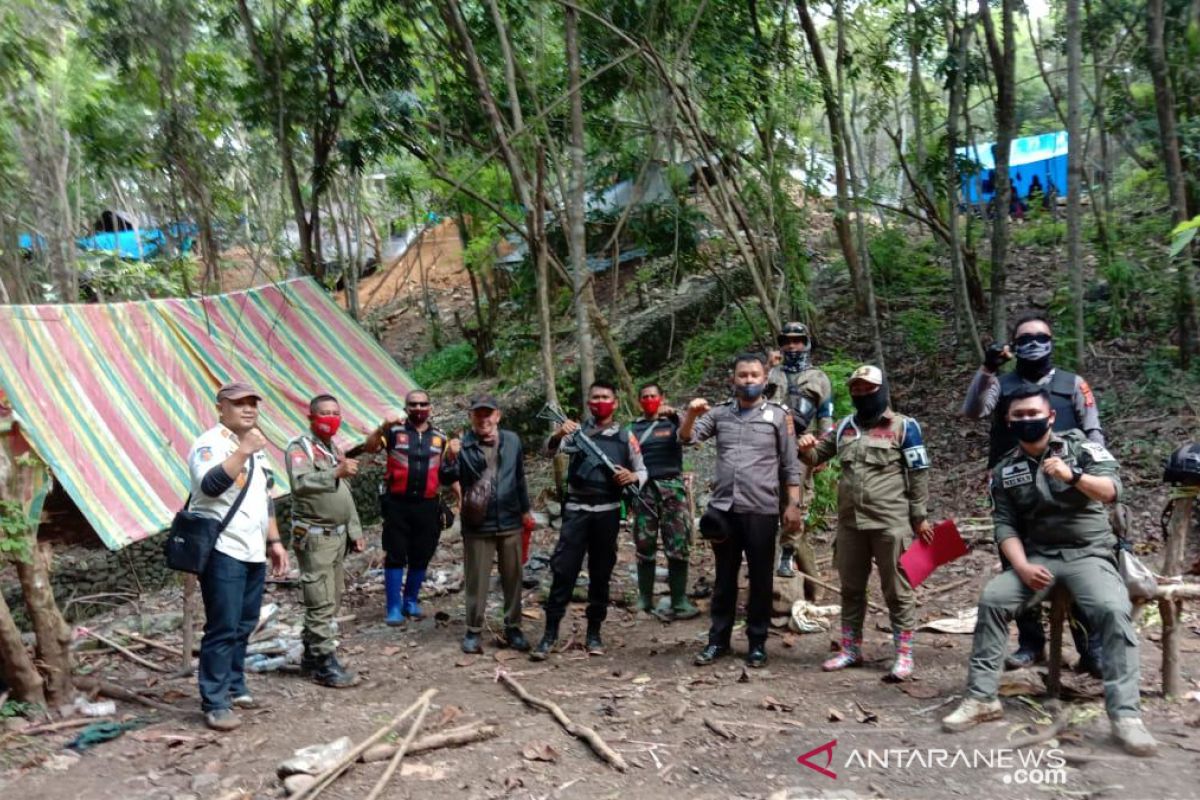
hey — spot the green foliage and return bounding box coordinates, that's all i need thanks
[80,253,197,301]
[1010,217,1066,248]
[896,309,944,358]
[806,356,859,530]
[0,499,32,562]
[0,699,37,719]
[1169,215,1200,257]
[868,227,942,297]
[667,309,759,390]
[410,342,476,389]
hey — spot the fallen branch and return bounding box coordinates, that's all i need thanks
[1007,716,1067,750]
[0,715,114,747]
[82,629,171,673]
[289,688,437,800]
[73,676,184,714]
[497,670,628,772]
[796,571,886,613]
[703,717,737,740]
[115,630,187,659]
[359,722,499,762]
[363,693,434,800]
[1154,584,1200,600]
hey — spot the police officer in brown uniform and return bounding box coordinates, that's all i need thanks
[682,352,803,669]
[798,365,932,681]
[286,393,364,688]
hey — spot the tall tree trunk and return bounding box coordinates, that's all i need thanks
[980,0,1016,341]
[565,4,596,398]
[795,0,866,312]
[535,147,559,410]
[15,542,73,708]
[947,14,984,361]
[1148,0,1198,365]
[1084,0,1113,260]
[1067,0,1085,368]
[908,0,928,188]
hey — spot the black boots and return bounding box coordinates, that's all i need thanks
[312,653,358,688]
[694,643,729,666]
[461,631,483,654]
[585,622,604,655]
[505,627,531,652]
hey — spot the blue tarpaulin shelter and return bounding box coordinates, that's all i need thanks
[958,131,1068,204]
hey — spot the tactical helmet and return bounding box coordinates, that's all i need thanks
[777,321,810,346]
[1163,442,1200,485]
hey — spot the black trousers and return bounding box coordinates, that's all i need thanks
[543,507,621,629]
[381,496,441,570]
[707,509,778,649]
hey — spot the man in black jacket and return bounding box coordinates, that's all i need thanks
[440,396,534,654]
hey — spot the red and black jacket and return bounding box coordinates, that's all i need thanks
[384,422,446,501]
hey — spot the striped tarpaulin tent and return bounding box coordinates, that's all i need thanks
[0,278,417,550]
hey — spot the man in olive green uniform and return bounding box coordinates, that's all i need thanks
[798,365,932,682]
[767,321,834,589]
[286,394,364,688]
[943,386,1157,757]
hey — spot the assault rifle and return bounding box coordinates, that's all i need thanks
[537,403,651,515]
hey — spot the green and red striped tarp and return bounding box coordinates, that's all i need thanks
[0,278,417,550]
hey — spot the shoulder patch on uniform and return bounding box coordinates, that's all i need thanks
[899,418,930,469]
[197,446,213,462]
[1079,379,1096,408]
[1081,442,1115,462]
[628,434,642,454]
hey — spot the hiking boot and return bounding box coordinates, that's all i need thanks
[461,631,483,655]
[529,634,556,661]
[384,568,406,627]
[822,627,863,671]
[636,560,656,613]
[776,546,796,578]
[204,708,241,732]
[1004,647,1045,670]
[942,698,1004,732]
[694,644,729,666]
[312,654,358,688]
[883,629,914,682]
[668,560,699,620]
[746,643,768,668]
[230,693,259,710]
[505,627,530,652]
[585,623,605,655]
[300,644,318,674]
[1111,717,1158,757]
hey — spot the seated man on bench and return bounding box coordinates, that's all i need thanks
[942,386,1157,757]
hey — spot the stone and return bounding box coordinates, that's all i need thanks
[283,775,317,796]
[190,773,220,792]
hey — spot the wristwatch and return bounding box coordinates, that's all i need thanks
[1068,466,1084,485]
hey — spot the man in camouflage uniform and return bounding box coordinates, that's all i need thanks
[286,393,364,688]
[629,383,698,621]
[942,386,1157,757]
[798,365,932,682]
[767,321,834,591]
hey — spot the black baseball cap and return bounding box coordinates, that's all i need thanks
[468,395,500,411]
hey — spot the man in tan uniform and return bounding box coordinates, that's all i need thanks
[767,321,834,590]
[286,393,364,688]
[798,365,932,682]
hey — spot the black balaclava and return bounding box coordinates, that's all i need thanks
[852,381,890,426]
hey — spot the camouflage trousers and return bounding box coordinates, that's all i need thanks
[633,478,692,562]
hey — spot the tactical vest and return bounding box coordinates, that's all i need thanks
[630,418,682,480]
[567,426,631,502]
[384,423,445,500]
[987,369,1078,467]
[783,369,818,434]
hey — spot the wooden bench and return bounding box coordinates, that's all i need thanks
[1045,494,1200,698]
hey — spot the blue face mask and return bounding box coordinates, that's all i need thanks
[735,381,766,400]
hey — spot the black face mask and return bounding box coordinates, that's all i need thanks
[1009,416,1051,443]
[1014,336,1053,380]
[852,384,889,425]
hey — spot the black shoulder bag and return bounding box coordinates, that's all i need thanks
[164,461,255,575]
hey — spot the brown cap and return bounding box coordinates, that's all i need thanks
[848,365,884,386]
[468,394,500,411]
[216,381,263,402]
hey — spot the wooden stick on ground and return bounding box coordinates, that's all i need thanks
[360,722,499,762]
[72,676,185,714]
[1008,716,1067,750]
[703,717,737,740]
[497,671,627,772]
[363,692,435,800]
[82,628,171,673]
[0,715,114,747]
[796,571,886,613]
[115,630,186,658]
[289,688,437,800]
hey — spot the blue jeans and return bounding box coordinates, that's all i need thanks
[198,550,265,712]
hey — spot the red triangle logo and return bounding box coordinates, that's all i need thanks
[797,739,838,779]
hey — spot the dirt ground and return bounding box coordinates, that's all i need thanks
[2,500,1198,800]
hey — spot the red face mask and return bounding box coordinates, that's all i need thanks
[588,400,617,420]
[407,409,430,425]
[639,397,662,415]
[310,414,341,438]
